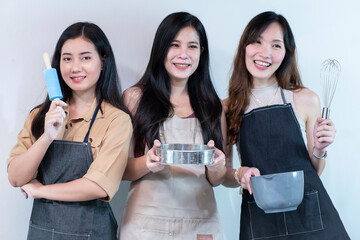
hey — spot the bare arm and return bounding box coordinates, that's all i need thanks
[294,88,334,175]
[122,86,156,181]
[122,155,150,181]
[22,178,107,201]
[221,98,261,192]
[221,98,238,187]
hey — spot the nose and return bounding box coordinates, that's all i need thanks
[178,46,189,59]
[259,44,271,59]
[71,59,82,73]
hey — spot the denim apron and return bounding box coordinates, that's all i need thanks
[238,89,349,240]
[27,103,118,240]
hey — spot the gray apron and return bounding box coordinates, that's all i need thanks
[27,103,118,240]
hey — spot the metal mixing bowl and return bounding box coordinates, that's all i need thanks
[155,144,215,165]
[250,170,304,213]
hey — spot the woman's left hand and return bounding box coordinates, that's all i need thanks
[206,140,226,172]
[20,179,43,199]
[313,118,336,150]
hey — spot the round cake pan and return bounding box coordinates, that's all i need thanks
[155,144,215,165]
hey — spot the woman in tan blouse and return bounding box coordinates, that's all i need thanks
[7,22,132,239]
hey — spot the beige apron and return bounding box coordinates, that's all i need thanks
[120,115,223,240]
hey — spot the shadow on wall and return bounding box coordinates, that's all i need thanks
[110,180,130,236]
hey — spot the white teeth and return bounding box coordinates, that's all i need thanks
[174,64,189,67]
[254,61,271,67]
[72,77,85,80]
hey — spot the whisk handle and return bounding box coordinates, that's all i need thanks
[322,107,330,119]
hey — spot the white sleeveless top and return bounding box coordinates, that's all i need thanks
[246,82,307,146]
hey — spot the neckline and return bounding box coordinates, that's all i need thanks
[173,112,195,119]
[251,81,278,93]
[250,82,279,107]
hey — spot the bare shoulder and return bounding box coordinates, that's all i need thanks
[293,87,320,108]
[123,86,143,116]
[293,87,321,121]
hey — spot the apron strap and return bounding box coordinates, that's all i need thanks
[83,99,102,143]
[280,88,287,104]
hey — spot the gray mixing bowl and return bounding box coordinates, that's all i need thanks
[250,170,304,213]
[155,144,215,165]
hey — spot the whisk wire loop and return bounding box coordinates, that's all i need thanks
[320,59,341,118]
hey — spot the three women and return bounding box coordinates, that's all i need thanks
[7,10,349,240]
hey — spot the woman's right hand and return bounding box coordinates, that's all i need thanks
[146,139,165,173]
[43,100,67,142]
[238,166,260,195]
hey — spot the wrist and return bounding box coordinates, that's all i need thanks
[234,168,243,194]
[39,133,53,146]
[312,146,327,160]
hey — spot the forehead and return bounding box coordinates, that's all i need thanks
[61,37,96,53]
[174,26,200,42]
[260,22,284,40]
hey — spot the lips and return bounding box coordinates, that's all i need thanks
[254,60,271,70]
[70,76,86,82]
[173,63,190,70]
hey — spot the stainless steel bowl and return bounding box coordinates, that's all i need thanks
[155,144,215,165]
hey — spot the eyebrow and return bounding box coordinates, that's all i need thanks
[61,51,94,55]
[172,40,199,45]
[258,36,284,43]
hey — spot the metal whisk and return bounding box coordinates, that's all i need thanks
[320,59,341,119]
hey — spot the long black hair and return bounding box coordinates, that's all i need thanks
[133,12,223,154]
[31,22,127,139]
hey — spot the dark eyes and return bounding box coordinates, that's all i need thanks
[62,56,91,62]
[252,40,283,49]
[170,43,199,49]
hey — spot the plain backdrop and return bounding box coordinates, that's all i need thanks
[1,0,359,239]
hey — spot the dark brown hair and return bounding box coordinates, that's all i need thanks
[226,11,303,145]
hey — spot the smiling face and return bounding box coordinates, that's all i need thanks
[245,22,286,86]
[60,37,102,97]
[164,26,201,84]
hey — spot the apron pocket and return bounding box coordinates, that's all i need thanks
[248,190,324,239]
[137,214,172,237]
[248,201,287,239]
[28,222,90,240]
[285,190,324,235]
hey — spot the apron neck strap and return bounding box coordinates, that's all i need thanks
[280,88,287,104]
[83,99,102,143]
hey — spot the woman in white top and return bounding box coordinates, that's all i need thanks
[223,11,349,240]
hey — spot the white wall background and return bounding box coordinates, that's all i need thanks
[1,0,359,239]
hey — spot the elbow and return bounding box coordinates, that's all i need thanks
[7,168,31,187]
[8,176,23,188]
